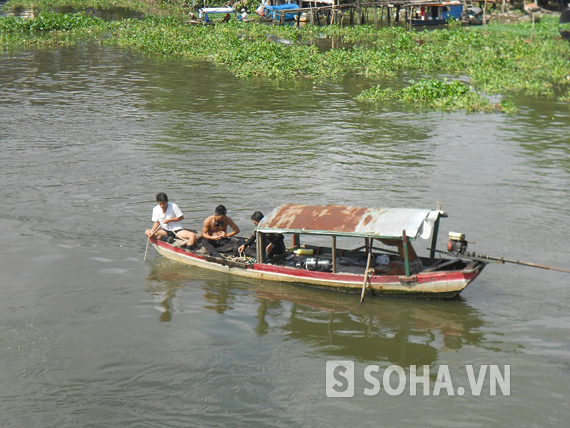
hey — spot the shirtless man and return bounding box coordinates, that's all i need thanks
[201,205,240,246]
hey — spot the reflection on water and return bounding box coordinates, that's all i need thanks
[255,289,485,367]
[146,260,489,367]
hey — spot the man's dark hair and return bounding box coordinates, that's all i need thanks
[251,211,264,222]
[156,193,168,202]
[215,205,227,216]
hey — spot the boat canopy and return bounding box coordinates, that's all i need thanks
[256,204,446,240]
[263,3,300,20]
[199,7,236,15]
[410,1,462,6]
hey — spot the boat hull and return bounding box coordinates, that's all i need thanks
[151,239,484,299]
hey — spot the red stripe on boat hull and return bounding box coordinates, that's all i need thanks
[150,238,484,299]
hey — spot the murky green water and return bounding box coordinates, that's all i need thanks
[1,43,569,426]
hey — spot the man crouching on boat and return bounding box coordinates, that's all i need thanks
[237,211,286,258]
[201,205,240,247]
[145,193,196,246]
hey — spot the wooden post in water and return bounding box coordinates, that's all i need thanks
[483,0,487,32]
[531,12,536,42]
[374,3,378,27]
[332,2,337,25]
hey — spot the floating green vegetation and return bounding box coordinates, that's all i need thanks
[357,78,518,113]
[0,11,103,32]
[0,11,106,45]
[1,11,569,113]
[101,16,570,96]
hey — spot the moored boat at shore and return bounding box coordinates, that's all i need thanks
[409,1,463,26]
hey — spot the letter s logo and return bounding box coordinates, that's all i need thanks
[326,361,355,397]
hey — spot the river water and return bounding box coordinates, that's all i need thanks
[1,42,569,426]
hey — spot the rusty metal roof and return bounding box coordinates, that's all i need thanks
[256,204,444,240]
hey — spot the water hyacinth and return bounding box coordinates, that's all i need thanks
[1,10,569,112]
[357,78,518,113]
[0,11,103,33]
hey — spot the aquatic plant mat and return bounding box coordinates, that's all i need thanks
[2,10,570,112]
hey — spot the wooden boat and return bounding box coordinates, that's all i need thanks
[197,7,237,24]
[150,204,486,300]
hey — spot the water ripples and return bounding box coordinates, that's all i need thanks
[2,44,570,426]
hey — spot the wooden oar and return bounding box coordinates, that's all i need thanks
[144,223,163,261]
[360,239,373,304]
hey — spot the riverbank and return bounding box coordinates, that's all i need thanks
[2,0,178,14]
[1,4,569,112]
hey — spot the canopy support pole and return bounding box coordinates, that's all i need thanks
[332,236,337,274]
[256,231,266,264]
[403,230,410,277]
[430,216,441,259]
[430,202,443,259]
[292,234,300,248]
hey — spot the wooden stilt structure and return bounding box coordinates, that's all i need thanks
[268,0,466,29]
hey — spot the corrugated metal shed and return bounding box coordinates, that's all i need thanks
[256,204,444,240]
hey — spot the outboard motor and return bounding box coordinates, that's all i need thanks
[447,232,468,255]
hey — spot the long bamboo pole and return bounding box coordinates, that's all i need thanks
[360,238,373,303]
[428,248,570,274]
[144,223,163,261]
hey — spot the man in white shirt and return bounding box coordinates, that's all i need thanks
[145,193,196,246]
